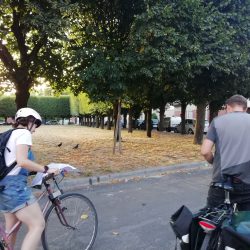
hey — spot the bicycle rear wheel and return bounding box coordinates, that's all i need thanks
[200,234,210,250]
[42,193,98,250]
[200,231,222,250]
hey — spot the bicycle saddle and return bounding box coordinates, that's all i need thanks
[212,176,234,192]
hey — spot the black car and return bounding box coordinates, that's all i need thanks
[45,120,59,125]
[137,119,158,130]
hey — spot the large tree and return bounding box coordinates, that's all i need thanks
[125,0,210,137]
[189,0,250,144]
[0,0,76,109]
[127,0,250,143]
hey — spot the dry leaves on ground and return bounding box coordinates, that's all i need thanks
[0,125,204,176]
[32,125,204,176]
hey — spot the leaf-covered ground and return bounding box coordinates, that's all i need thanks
[1,125,204,176]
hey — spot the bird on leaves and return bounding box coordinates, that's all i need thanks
[73,144,79,149]
[57,142,62,147]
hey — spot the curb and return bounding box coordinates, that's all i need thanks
[60,161,210,191]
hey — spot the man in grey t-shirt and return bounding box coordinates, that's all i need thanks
[201,95,250,210]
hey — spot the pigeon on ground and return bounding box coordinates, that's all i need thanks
[73,144,79,149]
[57,142,62,147]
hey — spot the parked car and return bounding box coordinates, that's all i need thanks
[203,120,209,134]
[0,119,6,125]
[176,119,209,134]
[137,119,158,130]
[134,119,143,129]
[152,119,159,129]
[45,120,59,125]
[157,116,181,132]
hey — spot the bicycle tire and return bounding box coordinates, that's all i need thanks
[200,231,222,250]
[42,193,98,250]
[200,234,210,250]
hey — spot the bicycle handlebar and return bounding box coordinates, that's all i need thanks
[42,173,55,183]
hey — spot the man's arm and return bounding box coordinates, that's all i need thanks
[201,138,214,164]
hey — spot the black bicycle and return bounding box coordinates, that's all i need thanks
[198,177,235,250]
[170,176,250,250]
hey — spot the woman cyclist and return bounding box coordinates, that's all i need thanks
[0,108,59,250]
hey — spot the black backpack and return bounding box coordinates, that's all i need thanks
[0,129,17,180]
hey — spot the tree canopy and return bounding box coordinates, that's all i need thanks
[0,0,77,109]
[1,0,249,142]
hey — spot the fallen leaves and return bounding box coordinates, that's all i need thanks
[2,125,203,176]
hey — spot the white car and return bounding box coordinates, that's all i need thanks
[157,116,181,132]
[176,119,209,134]
[203,120,209,133]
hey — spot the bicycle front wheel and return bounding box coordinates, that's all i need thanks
[42,193,98,250]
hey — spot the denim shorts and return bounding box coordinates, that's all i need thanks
[0,175,36,213]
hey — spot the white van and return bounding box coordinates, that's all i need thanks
[157,116,181,132]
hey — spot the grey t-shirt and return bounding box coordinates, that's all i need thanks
[207,112,250,184]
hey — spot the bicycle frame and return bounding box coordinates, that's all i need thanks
[197,181,237,250]
[0,174,64,250]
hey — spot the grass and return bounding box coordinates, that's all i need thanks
[0,125,204,177]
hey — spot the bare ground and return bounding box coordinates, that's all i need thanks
[0,125,204,176]
[29,125,203,175]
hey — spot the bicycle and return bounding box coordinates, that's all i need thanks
[0,172,98,250]
[198,177,236,250]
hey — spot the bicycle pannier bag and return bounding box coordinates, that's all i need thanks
[0,129,17,180]
[170,205,193,250]
[221,211,250,249]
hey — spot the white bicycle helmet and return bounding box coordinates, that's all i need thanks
[15,107,42,127]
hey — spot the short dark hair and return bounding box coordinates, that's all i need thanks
[225,95,248,110]
[13,116,36,128]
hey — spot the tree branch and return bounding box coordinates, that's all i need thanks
[11,7,28,63]
[0,41,18,72]
[29,36,47,63]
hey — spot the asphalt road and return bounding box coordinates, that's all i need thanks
[2,167,212,250]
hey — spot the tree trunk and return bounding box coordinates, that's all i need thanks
[107,116,112,130]
[100,116,104,129]
[209,101,219,123]
[181,102,187,134]
[123,110,127,129]
[158,104,165,131]
[96,116,100,128]
[146,108,152,138]
[113,99,122,154]
[193,102,206,145]
[15,82,30,110]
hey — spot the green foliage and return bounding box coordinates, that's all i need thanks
[69,94,79,116]
[28,96,70,118]
[0,96,16,117]
[126,0,250,108]
[0,95,71,118]
[89,101,113,116]
[66,0,146,103]
[77,93,113,116]
[78,93,93,115]
[152,113,158,119]
[0,0,78,108]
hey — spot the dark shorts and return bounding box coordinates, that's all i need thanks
[207,182,250,211]
[0,175,36,213]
